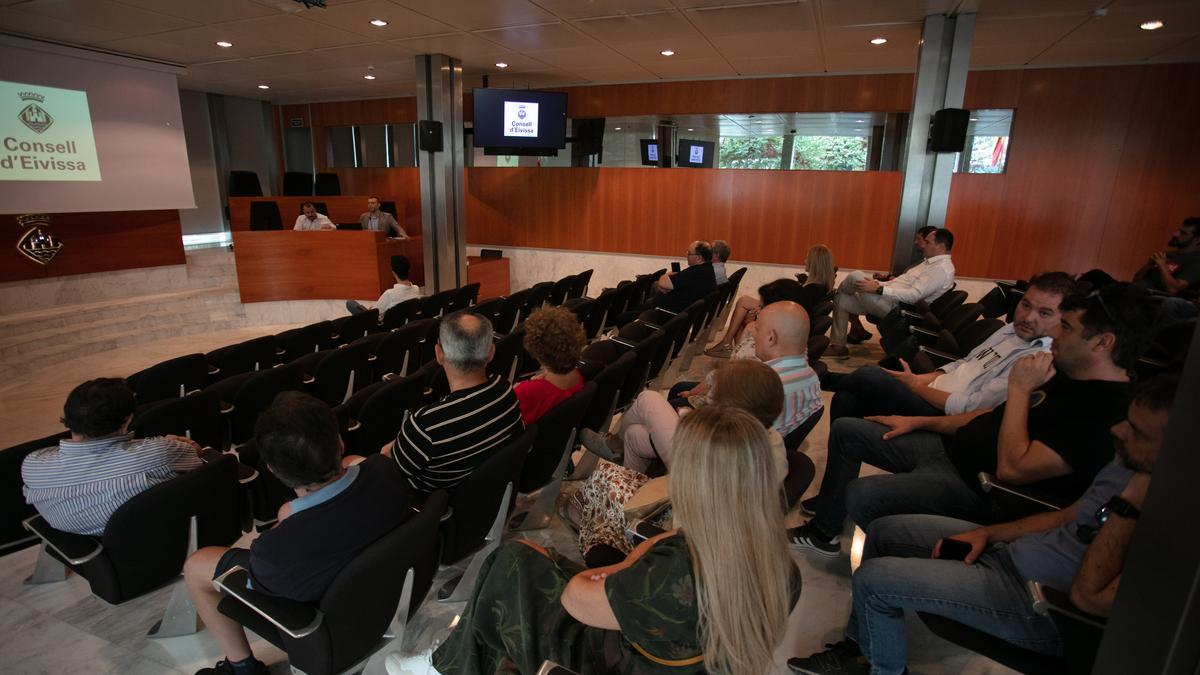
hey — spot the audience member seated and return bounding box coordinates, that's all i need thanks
[828,228,955,359]
[570,360,788,566]
[391,406,800,675]
[359,195,407,238]
[618,240,717,326]
[712,238,731,285]
[513,306,585,425]
[672,301,823,437]
[379,312,524,494]
[706,245,835,358]
[345,254,421,316]
[788,375,1176,675]
[22,378,204,536]
[830,271,1074,421]
[293,201,336,231]
[791,284,1153,556]
[1081,216,1200,324]
[844,227,937,343]
[185,392,414,675]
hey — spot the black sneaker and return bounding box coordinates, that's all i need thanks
[787,640,867,674]
[787,522,840,557]
[798,496,820,517]
[195,658,269,675]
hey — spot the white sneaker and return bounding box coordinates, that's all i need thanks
[384,648,440,675]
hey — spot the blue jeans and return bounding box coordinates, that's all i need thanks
[830,366,942,422]
[810,418,988,537]
[846,514,1061,674]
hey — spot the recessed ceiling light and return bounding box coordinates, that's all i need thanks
[216,40,233,48]
[1140,20,1164,30]
[855,119,866,123]
[687,128,694,131]
[257,84,270,90]
[364,74,376,80]
[495,62,508,68]
[970,117,979,121]
[660,49,675,56]
[614,127,622,131]
[870,37,888,45]
[370,19,388,27]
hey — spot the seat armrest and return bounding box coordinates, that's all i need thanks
[918,345,958,368]
[23,515,104,565]
[625,519,667,543]
[302,375,316,385]
[207,365,221,376]
[609,337,637,350]
[1028,581,1107,629]
[536,661,581,675]
[900,309,924,322]
[633,319,665,331]
[213,566,324,638]
[978,473,1068,511]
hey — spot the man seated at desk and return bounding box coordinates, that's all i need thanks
[360,196,406,238]
[294,202,336,231]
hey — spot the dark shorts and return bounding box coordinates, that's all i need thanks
[213,547,253,588]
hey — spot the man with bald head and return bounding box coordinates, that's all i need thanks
[380,311,524,494]
[752,301,824,436]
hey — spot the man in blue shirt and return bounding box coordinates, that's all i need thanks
[788,375,1176,675]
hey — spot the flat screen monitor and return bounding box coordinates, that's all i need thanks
[472,88,567,149]
[639,139,660,166]
[676,139,715,168]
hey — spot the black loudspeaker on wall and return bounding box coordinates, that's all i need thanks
[928,108,970,153]
[418,120,444,152]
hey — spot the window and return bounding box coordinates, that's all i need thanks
[325,124,417,168]
[955,109,1013,174]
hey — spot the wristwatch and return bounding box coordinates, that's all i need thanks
[1098,495,1141,523]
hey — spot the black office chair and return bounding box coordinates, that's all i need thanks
[204,364,306,449]
[569,269,593,299]
[314,172,341,196]
[512,382,596,530]
[547,275,574,307]
[380,201,398,219]
[468,297,504,324]
[339,362,437,456]
[436,428,535,602]
[248,201,283,231]
[373,318,437,381]
[581,287,618,340]
[445,282,481,313]
[275,321,334,363]
[24,456,241,635]
[381,298,421,331]
[489,326,525,383]
[229,170,263,197]
[330,308,381,345]
[206,336,280,381]
[131,390,226,453]
[283,171,314,196]
[292,342,372,407]
[781,408,823,508]
[310,201,329,218]
[126,353,213,405]
[524,281,556,316]
[579,351,637,435]
[215,492,448,675]
[416,288,455,320]
[1,431,69,556]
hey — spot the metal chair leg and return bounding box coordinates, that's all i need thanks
[439,484,512,603]
[25,545,67,584]
[512,430,576,531]
[148,516,199,637]
[362,568,415,675]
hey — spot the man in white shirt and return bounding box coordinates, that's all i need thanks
[293,202,336,231]
[829,272,1076,423]
[828,228,956,358]
[345,255,421,317]
[359,196,406,238]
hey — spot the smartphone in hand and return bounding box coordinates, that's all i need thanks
[937,538,972,561]
[671,261,682,273]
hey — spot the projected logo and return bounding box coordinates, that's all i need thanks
[503,101,539,138]
[15,213,63,265]
[17,92,53,134]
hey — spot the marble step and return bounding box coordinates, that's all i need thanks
[0,317,257,380]
[0,287,243,340]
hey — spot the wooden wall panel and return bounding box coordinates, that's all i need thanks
[308,98,417,127]
[464,168,900,270]
[0,210,185,282]
[947,64,1200,280]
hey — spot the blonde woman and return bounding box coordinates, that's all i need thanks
[705,244,836,358]
[397,406,799,675]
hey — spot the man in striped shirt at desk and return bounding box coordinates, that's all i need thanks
[380,311,524,494]
[22,378,203,536]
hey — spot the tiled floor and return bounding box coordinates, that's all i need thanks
[0,322,1018,674]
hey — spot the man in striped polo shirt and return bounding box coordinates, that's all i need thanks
[22,378,204,536]
[382,311,524,494]
[752,301,824,436]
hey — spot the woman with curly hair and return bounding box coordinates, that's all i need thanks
[514,306,586,424]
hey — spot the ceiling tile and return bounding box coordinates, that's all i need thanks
[822,22,921,70]
[1057,3,1200,42]
[642,55,737,78]
[474,21,582,51]
[306,43,418,69]
[0,7,131,43]
[129,23,297,61]
[186,59,305,80]
[1149,33,1200,60]
[531,0,675,19]
[292,0,455,38]
[387,0,556,31]
[970,14,1086,66]
[968,44,1047,67]
[1033,34,1198,64]
[686,3,820,59]
[95,35,237,64]
[565,62,657,82]
[728,54,825,75]
[114,0,280,24]
[236,14,368,50]
[572,11,721,64]
[392,31,512,60]
[672,0,791,7]
[974,0,1107,20]
[817,0,958,28]
[15,0,199,35]
[520,44,633,67]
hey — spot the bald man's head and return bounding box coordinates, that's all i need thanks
[687,240,713,264]
[753,301,810,361]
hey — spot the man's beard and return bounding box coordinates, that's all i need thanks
[1115,439,1152,473]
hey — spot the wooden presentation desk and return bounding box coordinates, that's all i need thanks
[230,232,511,304]
[228,196,408,232]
